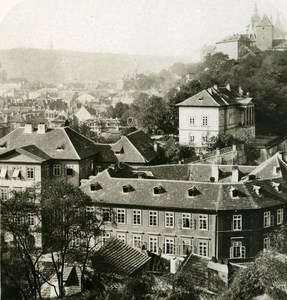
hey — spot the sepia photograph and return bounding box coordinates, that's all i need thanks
[0,0,287,299]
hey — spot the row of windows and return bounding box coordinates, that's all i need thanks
[0,167,35,180]
[189,116,208,127]
[103,232,209,257]
[45,164,73,177]
[232,209,284,231]
[115,209,209,230]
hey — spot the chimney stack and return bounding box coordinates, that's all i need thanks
[226,83,231,91]
[239,86,243,96]
[231,166,239,182]
[37,123,46,134]
[153,141,158,153]
[24,123,33,134]
[211,165,219,182]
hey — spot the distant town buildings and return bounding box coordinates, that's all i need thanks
[203,4,287,60]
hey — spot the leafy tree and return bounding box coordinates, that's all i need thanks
[1,187,44,300]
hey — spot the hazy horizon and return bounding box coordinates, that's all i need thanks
[0,0,287,61]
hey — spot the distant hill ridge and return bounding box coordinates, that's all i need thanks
[0,48,191,83]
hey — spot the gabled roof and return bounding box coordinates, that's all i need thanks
[0,126,100,160]
[111,130,158,164]
[93,238,151,276]
[176,87,250,107]
[257,14,273,27]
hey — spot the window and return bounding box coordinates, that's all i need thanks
[133,234,142,249]
[117,233,126,242]
[182,213,191,229]
[27,213,35,226]
[199,214,208,230]
[133,210,141,225]
[117,209,125,224]
[233,215,242,231]
[165,212,174,228]
[264,211,271,228]
[0,187,9,201]
[189,135,195,143]
[164,237,175,254]
[202,116,208,126]
[103,208,111,222]
[149,236,158,254]
[45,165,50,177]
[149,211,158,226]
[188,187,197,197]
[181,238,192,255]
[27,167,34,180]
[65,165,73,176]
[12,168,21,179]
[0,168,7,179]
[198,240,208,257]
[202,136,208,143]
[53,164,61,176]
[71,236,81,247]
[123,185,132,193]
[189,116,195,126]
[103,232,111,244]
[230,241,245,259]
[153,186,163,195]
[263,237,270,250]
[277,209,284,225]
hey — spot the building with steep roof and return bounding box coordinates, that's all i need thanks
[176,85,255,148]
[80,152,287,264]
[111,130,160,165]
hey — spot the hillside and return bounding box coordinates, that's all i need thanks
[0,48,191,83]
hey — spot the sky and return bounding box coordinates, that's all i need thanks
[0,0,287,61]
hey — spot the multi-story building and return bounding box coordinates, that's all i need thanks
[80,152,287,263]
[177,85,255,148]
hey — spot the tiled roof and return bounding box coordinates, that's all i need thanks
[273,39,287,49]
[111,130,158,164]
[0,126,100,160]
[217,34,251,43]
[176,87,248,107]
[93,238,151,276]
[81,167,287,211]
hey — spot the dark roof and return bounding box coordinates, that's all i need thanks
[81,167,287,212]
[176,87,250,107]
[111,130,158,164]
[93,238,151,276]
[0,126,100,160]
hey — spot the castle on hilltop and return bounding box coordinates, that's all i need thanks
[202,4,287,60]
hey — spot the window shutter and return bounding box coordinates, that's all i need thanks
[163,243,166,254]
[178,217,182,228]
[230,247,233,259]
[242,246,246,258]
[193,219,196,230]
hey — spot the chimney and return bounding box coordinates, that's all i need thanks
[37,123,46,134]
[239,86,243,96]
[211,165,219,182]
[231,166,239,182]
[246,92,250,97]
[24,123,33,134]
[213,84,218,90]
[226,83,231,91]
[153,141,158,153]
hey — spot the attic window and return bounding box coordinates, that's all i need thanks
[0,142,6,149]
[188,186,197,197]
[273,166,281,175]
[210,177,215,183]
[198,97,203,101]
[90,182,101,191]
[153,185,164,195]
[56,145,65,151]
[122,184,132,193]
[272,182,282,192]
[253,185,262,196]
[115,147,124,155]
[229,186,239,198]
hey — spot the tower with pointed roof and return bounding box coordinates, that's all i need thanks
[256,14,273,50]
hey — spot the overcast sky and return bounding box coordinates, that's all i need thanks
[0,0,286,61]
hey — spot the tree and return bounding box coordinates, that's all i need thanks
[41,180,103,299]
[1,187,44,300]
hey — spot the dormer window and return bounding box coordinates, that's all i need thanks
[153,185,164,195]
[0,142,6,149]
[122,184,132,193]
[253,185,262,195]
[188,186,197,197]
[272,166,281,176]
[90,182,101,191]
[56,145,65,151]
[272,182,282,192]
[229,186,239,198]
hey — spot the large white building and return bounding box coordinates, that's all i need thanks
[176,85,255,148]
